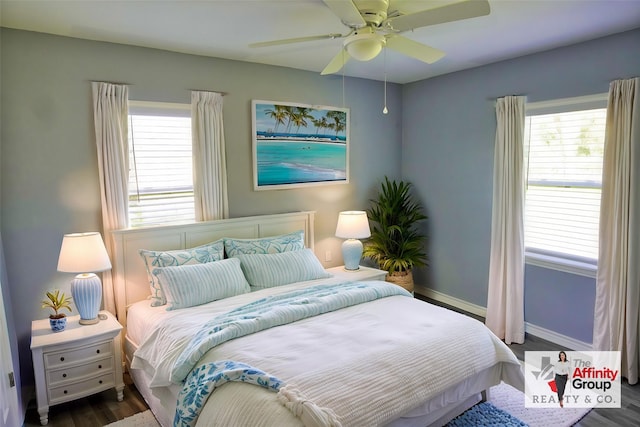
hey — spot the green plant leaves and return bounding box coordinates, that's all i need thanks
[363,176,428,274]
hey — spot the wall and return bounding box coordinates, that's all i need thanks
[0,28,403,386]
[0,25,26,424]
[402,28,640,344]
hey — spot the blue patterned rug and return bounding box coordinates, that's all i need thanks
[447,401,528,426]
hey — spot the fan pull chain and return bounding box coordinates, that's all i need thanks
[342,49,346,108]
[383,48,388,114]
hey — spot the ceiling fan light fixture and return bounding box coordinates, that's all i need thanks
[344,32,385,61]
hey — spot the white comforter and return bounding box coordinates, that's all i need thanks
[132,278,523,427]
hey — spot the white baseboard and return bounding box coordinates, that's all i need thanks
[415,285,593,351]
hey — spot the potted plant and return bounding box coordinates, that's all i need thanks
[363,177,428,293]
[41,289,72,332]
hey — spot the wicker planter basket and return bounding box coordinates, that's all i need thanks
[385,270,414,293]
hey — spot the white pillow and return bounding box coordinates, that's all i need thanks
[224,230,304,257]
[151,258,250,310]
[139,239,225,306]
[235,248,331,290]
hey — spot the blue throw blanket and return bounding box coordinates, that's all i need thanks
[175,360,284,427]
[171,281,410,383]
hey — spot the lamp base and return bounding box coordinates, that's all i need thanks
[71,273,103,326]
[342,239,363,271]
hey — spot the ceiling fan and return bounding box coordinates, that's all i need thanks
[249,0,491,75]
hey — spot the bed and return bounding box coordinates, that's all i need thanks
[111,211,524,427]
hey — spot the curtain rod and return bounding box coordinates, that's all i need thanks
[188,89,228,96]
[89,80,131,85]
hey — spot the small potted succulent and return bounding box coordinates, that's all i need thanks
[41,290,72,332]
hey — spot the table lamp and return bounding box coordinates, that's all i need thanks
[335,211,371,271]
[57,232,112,325]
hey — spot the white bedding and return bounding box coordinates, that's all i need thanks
[128,277,524,426]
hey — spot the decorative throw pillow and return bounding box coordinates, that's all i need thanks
[224,230,305,257]
[139,239,225,306]
[235,248,331,290]
[152,258,250,310]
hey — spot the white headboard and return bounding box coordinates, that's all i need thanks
[110,211,315,327]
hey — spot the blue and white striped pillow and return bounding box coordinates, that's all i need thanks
[235,248,331,290]
[151,258,250,310]
[139,239,225,307]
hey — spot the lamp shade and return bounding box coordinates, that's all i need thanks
[335,211,371,239]
[344,32,385,61]
[57,232,112,273]
[57,232,111,325]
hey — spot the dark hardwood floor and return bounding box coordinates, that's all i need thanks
[22,296,640,426]
[416,293,640,427]
[23,373,149,427]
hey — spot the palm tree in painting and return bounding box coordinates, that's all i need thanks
[291,107,315,134]
[264,105,288,133]
[313,116,330,135]
[326,110,347,138]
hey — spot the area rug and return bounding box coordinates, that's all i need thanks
[487,382,591,427]
[447,381,591,427]
[104,410,160,427]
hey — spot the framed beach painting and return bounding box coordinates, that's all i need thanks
[252,100,349,190]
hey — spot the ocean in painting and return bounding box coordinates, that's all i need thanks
[257,140,347,186]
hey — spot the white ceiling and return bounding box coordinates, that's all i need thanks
[2,0,640,84]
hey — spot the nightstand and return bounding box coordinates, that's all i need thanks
[327,265,387,281]
[30,310,124,425]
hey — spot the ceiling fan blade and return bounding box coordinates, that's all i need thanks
[321,48,352,75]
[323,0,366,27]
[385,35,445,64]
[384,0,490,32]
[249,33,344,48]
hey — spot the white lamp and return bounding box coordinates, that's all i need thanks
[335,211,371,271]
[57,232,112,325]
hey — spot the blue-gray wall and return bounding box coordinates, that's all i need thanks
[402,28,640,343]
[0,28,402,393]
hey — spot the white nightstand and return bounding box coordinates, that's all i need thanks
[326,265,387,281]
[30,310,124,425]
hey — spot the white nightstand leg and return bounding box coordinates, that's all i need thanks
[37,406,49,425]
[116,385,124,401]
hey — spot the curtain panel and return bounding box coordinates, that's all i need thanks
[593,77,639,384]
[191,91,229,221]
[486,95,526,345]
[92,82,130,315]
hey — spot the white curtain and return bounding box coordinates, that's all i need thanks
[92,82,129,315]
[593,77,640,384]
[191,91,229,221]
[485,95,526,345]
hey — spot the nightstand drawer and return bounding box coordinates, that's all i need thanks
[48,372,115,404]
[44,340,112,369]
[47,356,113,385]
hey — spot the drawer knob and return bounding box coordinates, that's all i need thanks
[63,390,68,394]
[98,365,102,369]
[99,380,103,384]
[96,349,100,354]
[62,373,67,378]
[60,357,65,362]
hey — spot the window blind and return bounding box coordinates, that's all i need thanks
[128,102,194,227]
[524,107,606,262]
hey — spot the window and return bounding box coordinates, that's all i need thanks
[128,101,194,227]
[524,94,607,275]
